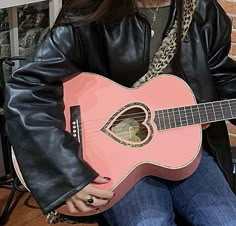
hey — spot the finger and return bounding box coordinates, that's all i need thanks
[66,200,79,213]
[73,193,109,207]
[89,186,114,199]
[74,184,114,200]
[93,176,111,184]
[71,197,96,212]
[202,123,210,130]
[87,196,110,207]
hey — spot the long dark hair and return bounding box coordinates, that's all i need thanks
[58,0,183,26]
[57,0,183,60]
[57,0,137,24]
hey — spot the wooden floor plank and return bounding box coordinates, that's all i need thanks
[0,186,98,226]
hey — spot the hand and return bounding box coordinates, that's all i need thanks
[66,176,114,213]
[202,123,210,130]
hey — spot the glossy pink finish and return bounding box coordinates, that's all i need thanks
[58,73,202,216]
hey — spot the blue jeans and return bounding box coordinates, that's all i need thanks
[103,150,236,226]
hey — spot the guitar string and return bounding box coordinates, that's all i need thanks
[70,108,236,136]
[71,105,236,129]
[72,110,234,132]
[80,127,152,139]
[73,114,232,140]
[72,114,236,141]
[75,113,236,140]
[69,99,236,127]
[70,103,236,130]
[66,100,236,136]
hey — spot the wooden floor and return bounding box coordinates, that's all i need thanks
[0,184,98,226]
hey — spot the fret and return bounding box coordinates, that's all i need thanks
[212,102,223,121]
[167,108,176,128]
[173,108,182,127]
[154,111,161,130]
[163,109,171,129]
[205,103,215,122]
[191,105,201,124]
[229,100,236,118]
[227,100,234,118]
[219,101,224,120]
[198,104,208,123]
[157,110,165,130]
[185,106,194,125]
[179,107,188,126]
[157,110,162,130]
[221,100,233,120]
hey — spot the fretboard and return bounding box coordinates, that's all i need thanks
[155,99,236,130]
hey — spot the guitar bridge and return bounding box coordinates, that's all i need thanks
[70,105,82,143]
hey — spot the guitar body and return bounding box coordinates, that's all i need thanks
[12,73,203,216]
[58,73,202,216]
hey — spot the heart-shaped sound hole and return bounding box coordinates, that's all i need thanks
[101,102,153,147]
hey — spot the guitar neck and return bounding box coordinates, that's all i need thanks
[155,99,236,130]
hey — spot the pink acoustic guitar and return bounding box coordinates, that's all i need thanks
[12,73,236,216]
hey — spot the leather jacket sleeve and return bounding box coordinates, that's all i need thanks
[206,1,236,100]
[203,0,236,125]
[4,24,98,214]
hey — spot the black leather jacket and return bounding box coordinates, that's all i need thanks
[4,0,236,214]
